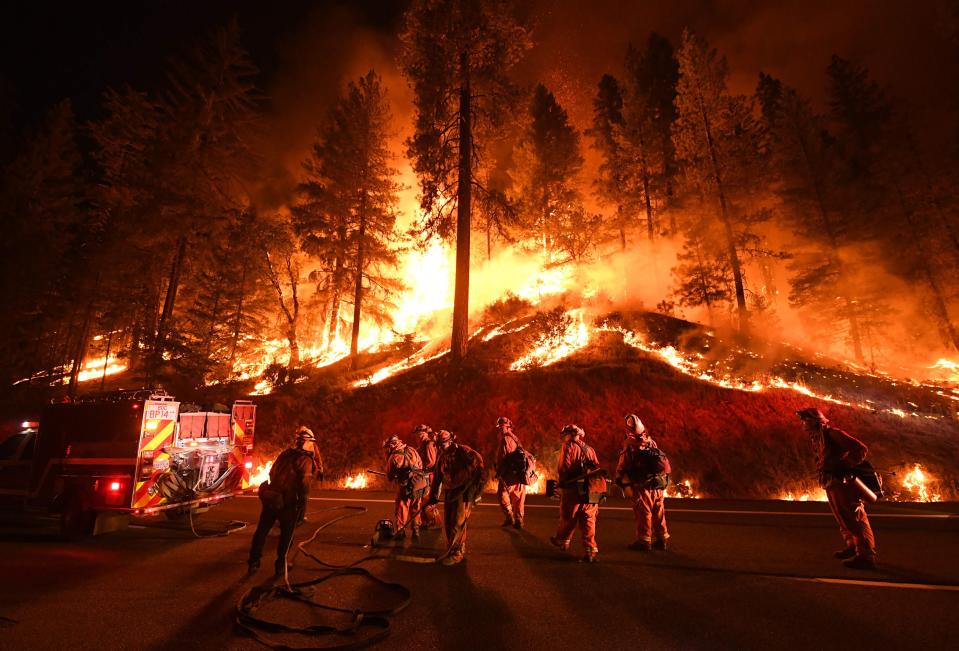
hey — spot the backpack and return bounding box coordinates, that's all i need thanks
[498,436,538,486]
[394,447,430,499]
[573,442,607,505]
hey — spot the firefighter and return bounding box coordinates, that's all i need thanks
[616,414,670,551]
[248,427,319,575]
[494,416,528,529]
[549,424,603,563]
[384,435,428,541]
[797,407,879,569]
[414,424,440,529]
[426,430,485,565]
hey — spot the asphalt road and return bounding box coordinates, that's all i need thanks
[1,492,958,651]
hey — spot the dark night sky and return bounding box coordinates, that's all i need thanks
[2,0,956,168]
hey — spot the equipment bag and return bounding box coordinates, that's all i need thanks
[647,473,670,491]
[257,481,284,510]
[852,461,884,500]
[499,447,536,486]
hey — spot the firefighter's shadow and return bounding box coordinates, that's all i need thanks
[504,531,896,649]
[430,561,517,651]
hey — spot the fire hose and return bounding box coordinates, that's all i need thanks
[236,505,412,651]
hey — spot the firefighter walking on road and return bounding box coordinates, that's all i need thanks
[415,424,440,529]
[797,407,879,569]
[426,430,485,566]
[248,427,319,575]
[384,435,429,541]
[616,414,671,551]
[550,424,604,563]
[494,416,532,529]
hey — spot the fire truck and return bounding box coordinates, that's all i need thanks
[0,390,256,536]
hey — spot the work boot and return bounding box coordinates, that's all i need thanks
[501,516,514,527]
[833,546,856,560]
[549,536,570,551]
[843,555,878,570]
[411,527,420,542]
[442,549,465,566]
[653,539,668,551]
[513,518,524,530]
[247,559,260,574]
[627,541,652,552]
[582,550,599,563]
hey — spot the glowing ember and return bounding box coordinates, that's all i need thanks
[510,309,590,370]
[343,473,369,489]
[928,358,959,383]
[249,461,273,487]
[900,464,941,502]
[665,479,699,499]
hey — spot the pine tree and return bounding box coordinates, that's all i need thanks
[515,84,588,260]
[673,29,752,330]
[401,0,530,360]
[588,74,630,250]
[293,70,402,369]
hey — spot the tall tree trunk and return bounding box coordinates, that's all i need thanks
[639,133,655,242]
[697,94,747,329]
[349,197,368,370]
[264,250,301,373]
[451,56,472,361]
[486,219,492,262]
[152,235,188,373]
[895,187,959,352]
[791,115,865,362]
[100,327,114,391]
[227,264,248,370]
[68,272,101,396]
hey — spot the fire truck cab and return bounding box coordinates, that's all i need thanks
[1,390,256,536]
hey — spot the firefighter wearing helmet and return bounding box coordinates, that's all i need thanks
[797,407,879,569]
[494,416,532,529]
[550,424,604,563]
[414,424,440,529]
[248,426,321,575]
[616,414,671,551]
[426,430,485,565]
[384,435,428,541]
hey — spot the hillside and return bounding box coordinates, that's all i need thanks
[252,309,959,500]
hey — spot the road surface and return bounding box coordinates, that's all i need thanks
[1,492,958,650]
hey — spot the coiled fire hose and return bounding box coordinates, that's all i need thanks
[235,505,413,651]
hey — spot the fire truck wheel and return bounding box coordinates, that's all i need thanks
[60,493,95,539]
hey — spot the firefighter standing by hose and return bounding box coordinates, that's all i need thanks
[550,424,604,563]
[616,414,671,551]
[494,416,532,529]
[384,435,428,541]
[797,407,879,569]
[426,430,485,566]
[415,424,440,529]
[248,427,319,575]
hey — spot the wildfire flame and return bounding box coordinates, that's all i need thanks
[510,309,590,371]
[525,473,547,495]
[900,463,941,502]
[779,488,828,501]
[343,473,369,489]
[249,461,273,487]
[665,479,699,499]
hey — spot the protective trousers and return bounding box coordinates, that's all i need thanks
[394,490,422,533]
[633,488,668,543]
[443,497,473,555]
[249,502,299,572]
[497,480,527,523]
[826,481,877,560]
[554,490,598,552]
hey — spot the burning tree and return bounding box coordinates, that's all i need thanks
[293,70,403,370]
[401,0,530,361]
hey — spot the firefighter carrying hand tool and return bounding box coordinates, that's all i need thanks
[616,414,671,551]
[415,424,440,529]
[797,407,879,570]
[385,435,429,541]
[550,424,604,563]
[494,416,531,529]
[426,430,485,566]
[248,427,319,575]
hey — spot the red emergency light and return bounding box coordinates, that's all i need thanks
[109,481,122,492]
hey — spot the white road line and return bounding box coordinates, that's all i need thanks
[235,495,956,519]
[784,576,959,592]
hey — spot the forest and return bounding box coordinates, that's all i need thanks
[2,0,959,404]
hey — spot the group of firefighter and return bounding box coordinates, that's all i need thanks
[249,406,879,574]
